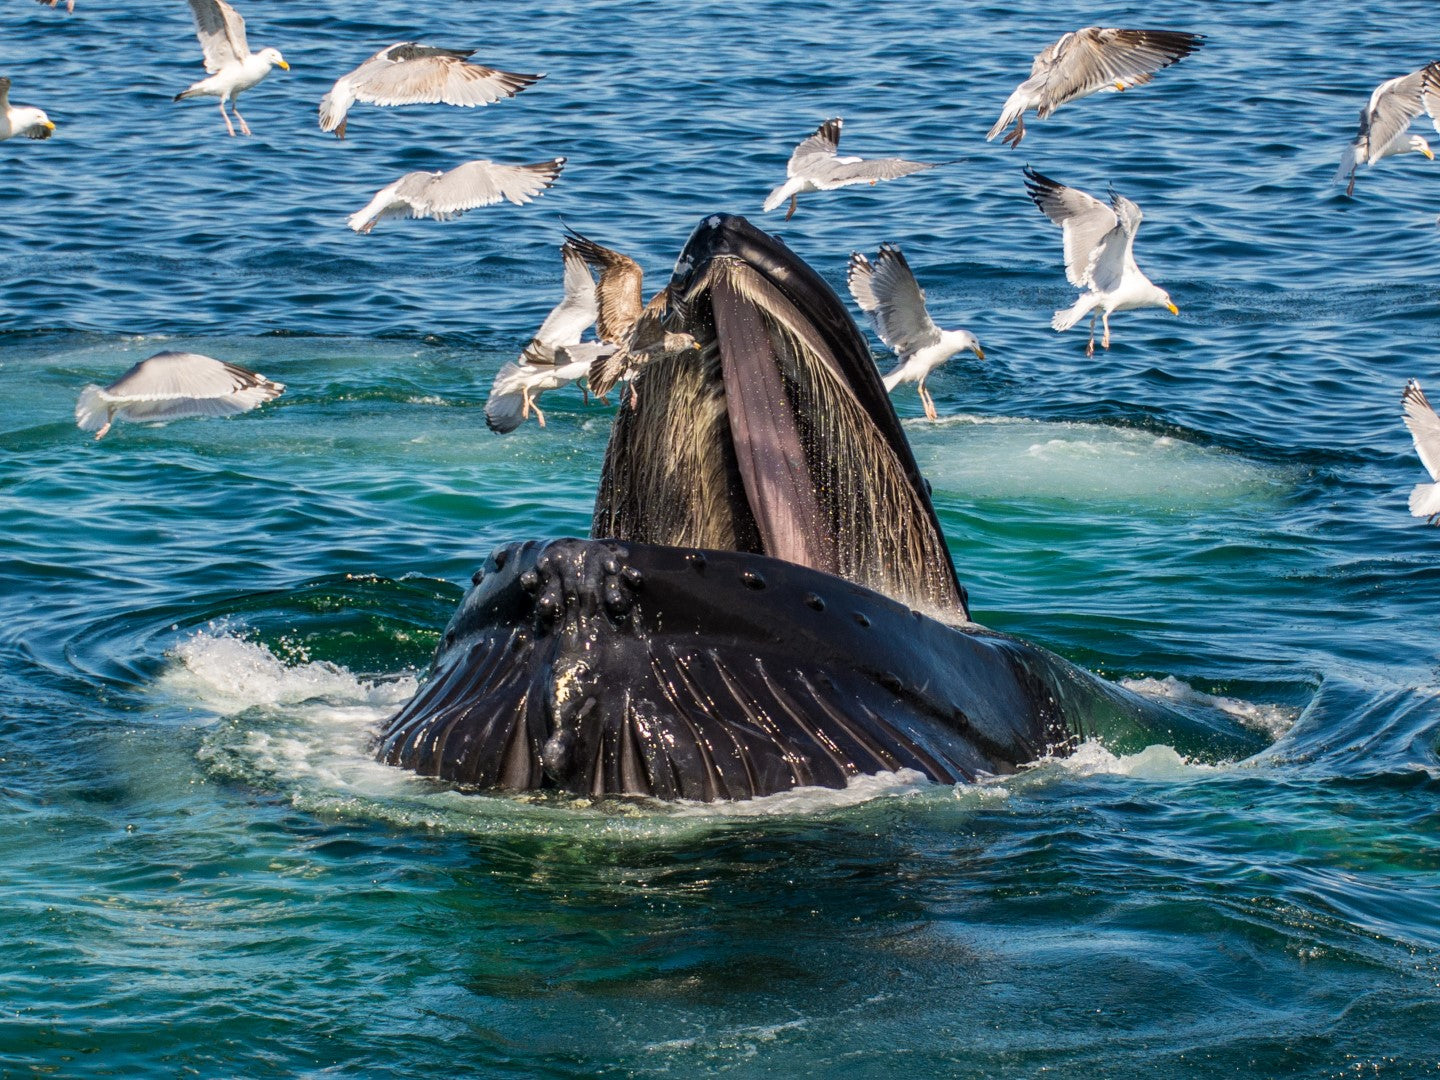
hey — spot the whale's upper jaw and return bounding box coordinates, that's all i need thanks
[595,213,968,618]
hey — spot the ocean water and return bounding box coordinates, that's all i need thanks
[4,0,1440,1075]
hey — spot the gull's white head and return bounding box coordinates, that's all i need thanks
[1410,135,1435,161]
[1151,286,1179,316]
[258,48,290,72]
[15,107,56,138]
[959,331,985,361]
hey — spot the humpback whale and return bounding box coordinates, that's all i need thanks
[377,214,1264,800]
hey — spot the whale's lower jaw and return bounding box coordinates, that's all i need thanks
[374,538,1086,801]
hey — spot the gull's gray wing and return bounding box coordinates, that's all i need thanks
[1037,27,1205,116]
[408,157,564,218]
[186,0,249,72]
[1404,379,1440,481]
[522,245,599,363]
[75,351,283,430]
[787,117,843,177]
[1023,166,1119,287]
[847,244,940,355]
[1423,62,1440,133]
[0,78,10,111]
[809,156,939,190]
[344,44,541,108]
[1363,67,1430,156]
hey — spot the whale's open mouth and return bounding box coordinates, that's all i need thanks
[594,213,967,618]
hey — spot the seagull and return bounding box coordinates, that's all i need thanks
[347,157,564,233]
[762,118,945,220]
[174,0,288,137]
[847,244,985,422]
[35,1,76,12]
[566,229,696,401]
[1403,380,1440,523]
[1335,62,1440,196]
[987,28,1205,148]
[75,351,283,440]
[0,78,55,141]
[1023,166,1177,357]
[319,43,543,138]
[485,241,601,433]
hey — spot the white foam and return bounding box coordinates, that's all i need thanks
[1121,675,1298,740]
[1049,739,1206,779]
[908,415,1285,506]
[667,768,935,818]
[158,629,416,714]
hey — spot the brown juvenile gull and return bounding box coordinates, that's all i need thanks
[1024,166,1177,357]
[847,244,985,422]
[75,352,284,440]
[319,43,542,138]
[173,0,289,138]
[987,28,1205,148]
[762,118,944,220]
[564,229,697,401]
[1335,62,1440,196]
[0,78,55,141]
[347,157,563,233]
[485,241,603,433]
[1402,380,1440,523]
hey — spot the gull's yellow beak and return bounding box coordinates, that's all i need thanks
[973,344,986,361]
[277,59,290,71]
[1423,146,1435,160]
[1115,81,1127,91]
[44,120,56,131]
[1167,302,1180,315]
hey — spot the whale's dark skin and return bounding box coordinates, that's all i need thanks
[376,214,1266,799]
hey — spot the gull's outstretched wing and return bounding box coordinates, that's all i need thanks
[186,0,249,72]
[1039,27,1205,114]
[563,229,645,344]
[810,155,939,190]
[1404,379,1440,481]
[320,43,542,134]
[787,117,843,176]
[847,244,940,355]
[1403,379,1440,521]
[1023,166,1119,287]
[1363,68,1430,158]
[522,244,599,364]
[348,158,563,232]
[75,351,282,434]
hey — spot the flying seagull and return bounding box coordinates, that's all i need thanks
[988,27,1204,148]
[566,229,697,401]
[1403,379,1440,523]
[762,118,945,220]
[847,244,984,422]
[1023,166,1177,357]
[174,0,288,137]
[485,241,603,432]
[75,352,284,440]
[347,157,564,233]
[0,78,55,141]
[319,43,543,138]
[1335,62,1440,196]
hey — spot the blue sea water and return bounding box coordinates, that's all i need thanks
[4,0,1440,1074]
